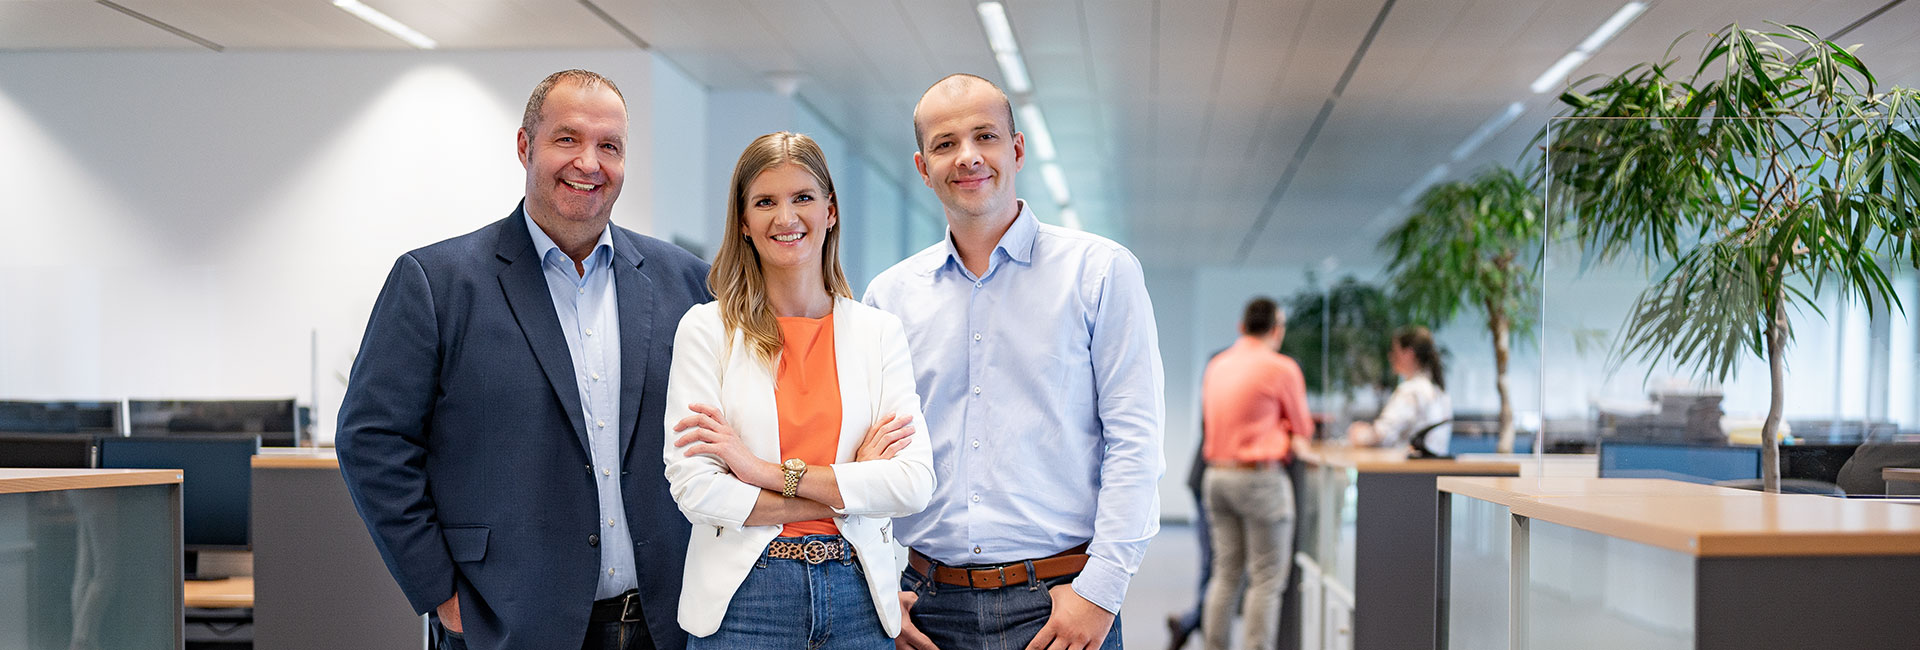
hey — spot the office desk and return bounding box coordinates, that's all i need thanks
[1290,443,1519,650]
[0,469,183,649]
[184,576,253,608]
[1884,467,1920,495]
[1440,477,1920,649]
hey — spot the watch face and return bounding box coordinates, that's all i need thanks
[784,458,806,471]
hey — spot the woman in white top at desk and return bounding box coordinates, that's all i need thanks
[1348,326,1453,456]
[664,132,936,648]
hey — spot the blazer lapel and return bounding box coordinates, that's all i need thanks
[612,229,652,459]
[494,206,591,456]
[832,298,870,462]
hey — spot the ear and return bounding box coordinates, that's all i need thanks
[826,198,839,231]
[516,128,532,169]
[1011,131,1026,172]
[914,151,933,189]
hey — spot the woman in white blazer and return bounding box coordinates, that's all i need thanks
[1349,326,1453,456]
[663,131,936,649]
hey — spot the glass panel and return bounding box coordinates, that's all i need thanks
[0,483,180,649]
[1445,493,1510,650]
[1526,520,1693,650]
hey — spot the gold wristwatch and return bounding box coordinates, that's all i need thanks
[780,458,808,498]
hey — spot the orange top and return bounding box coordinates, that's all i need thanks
[1202,336,1314,464]
[776,313,842,537]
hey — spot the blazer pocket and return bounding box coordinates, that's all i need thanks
[443,525,490,563]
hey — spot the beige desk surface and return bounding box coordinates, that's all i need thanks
[1885,468,1920,483]
[1296,442,1520,475]
[252,452,339,469]
[184,576,254,608]
[1441,477,1920,557]
[0,468,181,494]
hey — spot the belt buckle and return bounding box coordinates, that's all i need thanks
[802,539,831,564]
[620,591,643,622]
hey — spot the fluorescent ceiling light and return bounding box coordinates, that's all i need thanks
[1577,2,1648,54]
[334,0,437,50]
[1530,1,1646,94]
[1451,101,1527,162]
[1017,104,1056,160]
[1059,207,1083,230]
[977,2,1018,54]
[1529,51,1589,94]
[1041,163,1071,206]
[1399,164,1450,205]
[995,52,1032,94]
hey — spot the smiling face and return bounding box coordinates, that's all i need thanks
[741,163,837,276]
[517,79,627,239]
[913,80,1024,225]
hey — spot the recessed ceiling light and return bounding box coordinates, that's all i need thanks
[334,0,437,50]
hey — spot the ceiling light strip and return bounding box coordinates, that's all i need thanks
[1041,164,1072,206]
[334,0,437,50]
[95,0,224,52]
[1018,104,1057,161]
[1451,101,1526,162]
[1530,2,1645,94]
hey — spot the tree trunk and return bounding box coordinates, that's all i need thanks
[1761,297,1786,493]
[1488,299,1515,454]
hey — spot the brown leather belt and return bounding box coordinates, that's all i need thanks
[907,543,1090,590]
[1209,459,1284,470]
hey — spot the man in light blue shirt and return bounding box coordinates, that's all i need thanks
[865,73,1165,650]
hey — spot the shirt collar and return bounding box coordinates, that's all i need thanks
[936,199,1038,274]
[525,213,614,272]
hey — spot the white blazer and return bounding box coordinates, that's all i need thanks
[662,297,936,638]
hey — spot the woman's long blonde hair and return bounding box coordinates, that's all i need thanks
[710,131,853,368]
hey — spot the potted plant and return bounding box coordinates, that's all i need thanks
[1382,167,1543,453]
[1281,275,1401,416]
[1541,24,1920,491]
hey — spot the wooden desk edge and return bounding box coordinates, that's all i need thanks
[252,454,340,469]
[1883,467,1920,482]
[183,576,255,609]
[0,469,181,495]
[1489,492,1920,557]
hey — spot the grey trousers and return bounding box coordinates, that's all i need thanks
[1201,467,1296,650]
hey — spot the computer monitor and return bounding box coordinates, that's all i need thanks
[97,435,259,577]
[0,400,122,434]
[127,398,298,447]
[1598,441,1761,485]
[0,433,97,468]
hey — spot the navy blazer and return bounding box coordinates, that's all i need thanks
[337,205,709,650]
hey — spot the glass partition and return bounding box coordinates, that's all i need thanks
[0,481,181,649]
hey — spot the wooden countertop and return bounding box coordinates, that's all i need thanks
[252,451,338,469]
[184,576,254,608]
[1295,442,1520,475]
[1440,477,1920,557]
[1885,468,1920,483]
[0,468,181,495]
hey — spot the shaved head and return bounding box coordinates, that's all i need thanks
[913,73,1016,152]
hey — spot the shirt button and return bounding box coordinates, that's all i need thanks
[973,332,981,342]
[972,386,981,395]
[971,494,980,503]
[608,518,616,526]
[588,534,599,547]
[971,440,980,449]
[974,282,982,289]
[972,546,982,554]
[585,328,595,336]
[602,468,611,476]
[578,288,585,295]
[597,419,607,428]
[591,372,601,380]
[609,568,616,576]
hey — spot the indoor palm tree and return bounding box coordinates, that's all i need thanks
[1382,167,1543,453]
[1282,275,1401,412]
[1541,24,1920,491]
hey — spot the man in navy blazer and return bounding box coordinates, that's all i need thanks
[337,70,709,650]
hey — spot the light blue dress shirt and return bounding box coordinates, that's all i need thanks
[525,215,636,600]
[863,201,1165,613]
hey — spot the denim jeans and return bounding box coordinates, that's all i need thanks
[902,563,1124,650]
[1201,467,1295,650]
[433,618,653,650]
[686,535,891,650]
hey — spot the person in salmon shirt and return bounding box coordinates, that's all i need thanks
[662,131,937,649]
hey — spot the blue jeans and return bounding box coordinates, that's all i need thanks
[687,535,890,650]
[902,564,1123,650]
